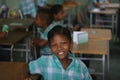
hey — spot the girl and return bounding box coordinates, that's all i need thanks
[27,25,92,80]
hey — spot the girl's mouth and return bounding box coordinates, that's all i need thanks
[58,52,64,55]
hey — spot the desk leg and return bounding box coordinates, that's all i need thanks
[115,13,118,41]
[10,45,14,62]
[102,55,105,80]
[107,41,110,79]
[90,13,93,27]
[25,37,30,62]
[112,14,115,41]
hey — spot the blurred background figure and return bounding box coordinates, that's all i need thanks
[20,0,36,18]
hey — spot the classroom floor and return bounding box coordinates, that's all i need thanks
[89,40,120,80]
[13,39,120,80]
[108,40,120,80]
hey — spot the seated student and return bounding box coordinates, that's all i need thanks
[20,0,37,18]
[87,0,110,24]
[93,0,109,8]
[35,0,52,9]
[0,31,10,61]
[50,4,80,32]
[25,25,92,80]
[31,8,54,57]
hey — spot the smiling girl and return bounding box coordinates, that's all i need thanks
[28,25,92,80]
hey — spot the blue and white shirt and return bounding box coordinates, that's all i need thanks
[35,0,48,7]
[88,0,106,11]
[29,53,92,80]
[36,23,56,55]
[20,0,36,18]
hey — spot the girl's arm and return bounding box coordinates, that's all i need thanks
[23,64,42,80]
[93,2,101,8]
[31,37,48,47]
[104,0,110,4]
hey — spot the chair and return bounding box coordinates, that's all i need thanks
[18,9,24,19]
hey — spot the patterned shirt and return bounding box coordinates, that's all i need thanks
[29,53,92,80]
[36,0,48,7]
[51,20,66,28]
[20,0,36,18]
[88,0,106,11]
[36,24,56,55]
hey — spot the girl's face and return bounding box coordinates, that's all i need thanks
[54,9,66,21]
[50,34,71,59]
[35,14,48,29]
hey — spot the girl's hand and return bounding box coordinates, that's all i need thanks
[72,24,80,31]
[104,1,109,5]
[31,37,40,46]
[24,78,32,80]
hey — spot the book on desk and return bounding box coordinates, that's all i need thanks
[73,31,88,44]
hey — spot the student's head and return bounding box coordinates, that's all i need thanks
[51,4,66,21]
[35,8,52,28]
[48,25,72,59]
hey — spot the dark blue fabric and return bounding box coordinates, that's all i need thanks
[97,0,99,2]
[0,46,10,61]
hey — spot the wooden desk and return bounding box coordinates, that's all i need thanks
[0,19,34,32]
[90,9,118,40]
[90,9,118,15]
[0,62,40,80]
[0,62,27,80]
[71,40,108,80]
[0,31,32,45]
[81,28,111,79]
[105,3,119,9]
[81,28,112,40]
[63,1,80,8]
[0,30,32,62]
[71,40,108,55]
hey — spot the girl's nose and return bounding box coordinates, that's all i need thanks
[57,44,62,50]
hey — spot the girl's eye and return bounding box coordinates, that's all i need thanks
[61,42,67,45]
[51,44,57,47]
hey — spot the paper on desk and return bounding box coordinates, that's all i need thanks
[92,8,100,12]
[73,31,88,44]
[10,22,23,26]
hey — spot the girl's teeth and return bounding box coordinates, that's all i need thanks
[59,52,64,55]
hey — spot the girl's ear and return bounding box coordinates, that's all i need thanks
[54,14,58,19]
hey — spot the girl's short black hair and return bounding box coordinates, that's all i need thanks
[48,25,72,44]
[50,4,63,14]
[36,7,52,24]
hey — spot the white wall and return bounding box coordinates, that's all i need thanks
[6,0,20,10]
[5,0,120,10]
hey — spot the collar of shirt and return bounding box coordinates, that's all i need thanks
[52,20,64,25]
[52,52,76,70]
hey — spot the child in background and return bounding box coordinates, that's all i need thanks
[87,0,110,24]
[31,7,54,56]
[26,25,92,80]
[50,4,80,32]
[92,0,109,8]
[20,0,36,18]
